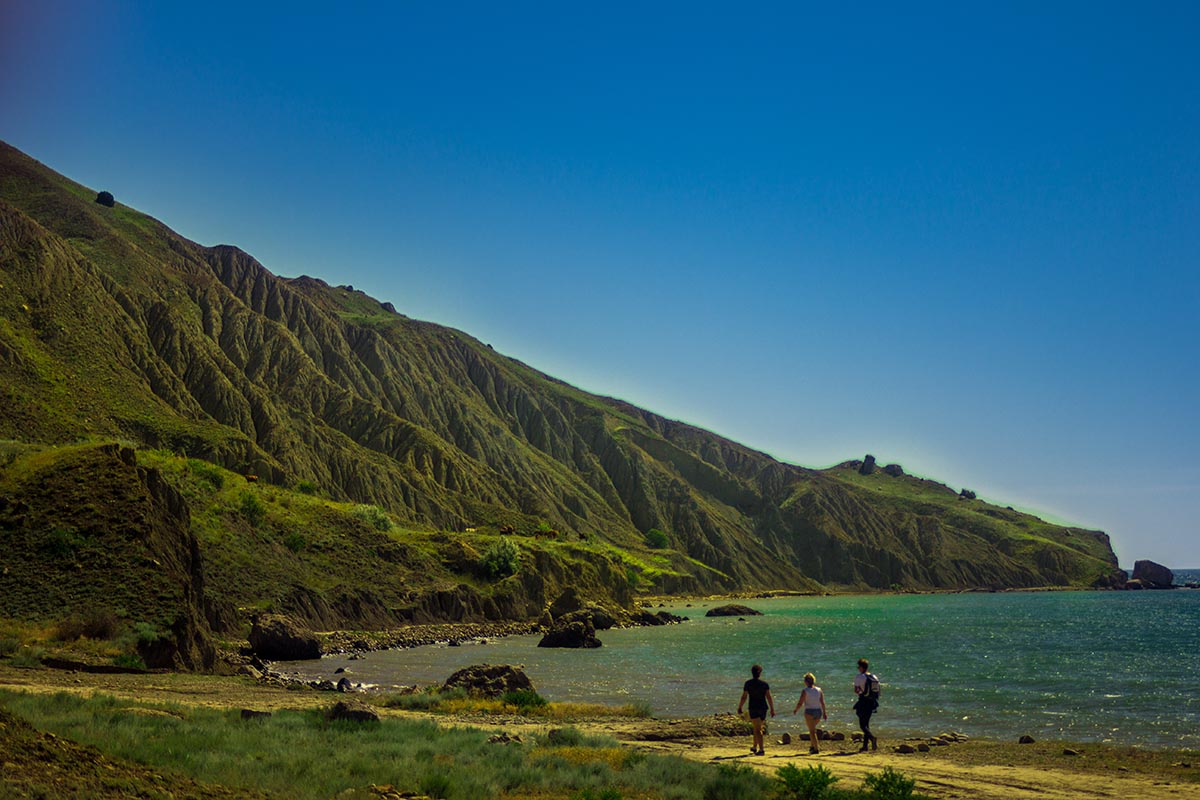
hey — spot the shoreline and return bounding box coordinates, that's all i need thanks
[1,664,1197,799]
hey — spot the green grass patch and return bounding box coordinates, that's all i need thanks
[0,690,766,799]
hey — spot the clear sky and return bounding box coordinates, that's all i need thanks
[3,2,1197,566]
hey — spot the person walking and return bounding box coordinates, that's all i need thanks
[736,664,775,756]
[792,672,827,754]
[853,658,880,751]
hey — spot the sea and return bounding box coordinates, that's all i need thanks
[285,587,1200,750]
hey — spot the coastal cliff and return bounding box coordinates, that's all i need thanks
[0,141,1123,646]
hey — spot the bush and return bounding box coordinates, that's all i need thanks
[502,689,548,711]
[644,528,669,549]
[295,480,317,495]
[703,763,773,800]
[11,646,45,668]
[864,767,922,800]
[239,492,267,528]
[778,763,840,800]
[419,772,451,799]
[381,686,467,711]
[41,527,84,559]
[187,459,225,490]
[283,531,307,553]
[55,608,120,641]
[112,653,147,670]
[0,638,19,657]
[352,504,392,531]
[480,536,520,579]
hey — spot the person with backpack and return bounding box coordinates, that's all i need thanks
[853,658,880,751]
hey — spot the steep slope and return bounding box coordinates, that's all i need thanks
[0,141,1123,607]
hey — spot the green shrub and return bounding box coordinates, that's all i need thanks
[10,646,44,668]
[502,689,548,711]
[132,621,167,644]
[419,772,451,799]
[283,531,307,553]
[41,527,84,559]
[778,763,840,799]
[112,653,147,670]
[644,528,669,548]
[55,607,120,641]
[863,766,922,800]
[575,789,622,800]
[0,638,19,657]
[480,536,520,579]
[295,480,317,495]
[187,459,225,490]
[703,763,773,800]
[381,686,467,711]
[239,492,267,528]
[352,504,392,531]
[544,727,585,747]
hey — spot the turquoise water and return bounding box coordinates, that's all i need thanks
[286,591,1200,749]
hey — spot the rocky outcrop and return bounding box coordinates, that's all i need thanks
[1132,560,1174,589]
[706,604,762,617]
[443,664,534,697]
[538,618,601,648]
[326,700,379,723]
[859,455,877,476]
[249,614,321,660]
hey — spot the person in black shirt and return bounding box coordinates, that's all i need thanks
[736,663,776,755]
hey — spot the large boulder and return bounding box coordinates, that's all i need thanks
[538,618,601,648]
[1132,560,1174,589]
[443,664,534,697]
[706,604,762,617]
[95,190,115,207]
[859,455,877,476]
[248,614,322,661]
[557,606,617,630]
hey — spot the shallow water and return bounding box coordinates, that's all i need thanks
[285,590,1200,748]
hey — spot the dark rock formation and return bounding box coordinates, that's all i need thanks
[959,489,977,500]
[538,618,601,648]
[443,664,534,697]
[557,606,617,630]
[706,604,762,617]
[1019,735,1035,744]
[1132,560,1174,589]
[95,191,114,207]
[326,700,379,723]
[883,463,905,477]
[248,614,321,660]
[859,455,877,475]
[548,587,584,618]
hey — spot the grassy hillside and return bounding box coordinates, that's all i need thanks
[0,140,1124,655]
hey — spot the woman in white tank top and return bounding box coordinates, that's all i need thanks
[792,672,827,754]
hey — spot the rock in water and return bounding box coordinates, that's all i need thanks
[248,614,321,661]
[538,619,601,648]
[705,604,762,617]
[443,664,535,697]
[1132,560,1174,589]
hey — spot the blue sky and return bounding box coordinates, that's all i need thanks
[3,2,1197,566]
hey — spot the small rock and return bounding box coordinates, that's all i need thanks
[780,733,792,745]
[1063,748,1081,756]
[1019,735,1036,744]
[334,667,347,674]
[897,744,916,754]
[448,640,461,647]
[336,677,353,693]
[240,709,271,720]
[705,604,762,617]
[327,700,379,723]
[917,743,930,752]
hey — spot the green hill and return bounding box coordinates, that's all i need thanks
[0,141,1123,666]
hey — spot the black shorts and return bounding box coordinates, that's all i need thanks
[749,707,767,720]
